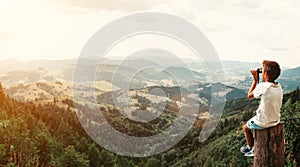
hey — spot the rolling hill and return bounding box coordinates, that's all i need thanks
[278,66,300,92]
[0,59,299,94]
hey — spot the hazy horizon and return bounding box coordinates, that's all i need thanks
[0,57,297,69]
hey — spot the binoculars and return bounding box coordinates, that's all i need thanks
[256,68,262,83]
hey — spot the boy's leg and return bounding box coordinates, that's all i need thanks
[242,124,254,147]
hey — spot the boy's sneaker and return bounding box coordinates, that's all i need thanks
[240,146,252,154]
[245,148,254,157]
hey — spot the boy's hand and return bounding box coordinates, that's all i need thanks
[250,70,258,82]
[248,69,258,99]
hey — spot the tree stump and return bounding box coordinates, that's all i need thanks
[254,122,284,167]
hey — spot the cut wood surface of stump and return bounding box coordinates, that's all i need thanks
[254,122,284,167]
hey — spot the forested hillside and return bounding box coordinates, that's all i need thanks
[0,83,299,166]
[180,88,300,167]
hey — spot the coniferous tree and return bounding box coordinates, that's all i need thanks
[0,83,6,105]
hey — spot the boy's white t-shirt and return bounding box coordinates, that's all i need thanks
[251,82,283,128]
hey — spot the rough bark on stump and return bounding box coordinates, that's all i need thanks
[254,123,284,167]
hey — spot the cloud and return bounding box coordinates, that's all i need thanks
[0,32,15,41]
[269,48,290,51]
[51,0,169,12]
[232,0,260,9]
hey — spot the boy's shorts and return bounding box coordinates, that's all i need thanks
[247,119,265,130]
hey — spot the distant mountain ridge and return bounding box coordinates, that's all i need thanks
[278,66,300,92]
[0,59,299,92]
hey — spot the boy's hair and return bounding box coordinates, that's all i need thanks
[263,60,281,82]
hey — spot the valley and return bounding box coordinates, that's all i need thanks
[0,58,299,166]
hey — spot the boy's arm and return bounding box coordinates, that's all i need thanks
[248,70,258,99]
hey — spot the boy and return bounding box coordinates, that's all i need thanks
[240,60,283,157]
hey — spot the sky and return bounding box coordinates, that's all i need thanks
[0,0,300,68]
